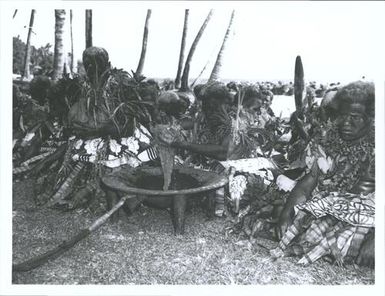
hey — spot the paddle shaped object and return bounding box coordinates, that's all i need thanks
[294,55,305,118]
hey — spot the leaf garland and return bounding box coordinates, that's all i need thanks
[79,67,155,137]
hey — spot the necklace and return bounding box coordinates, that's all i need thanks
[319,122,374,192]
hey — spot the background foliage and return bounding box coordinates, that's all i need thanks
[13,36,54,76]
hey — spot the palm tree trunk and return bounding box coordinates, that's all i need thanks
[22,9,35,80]
[69,10,74,74]
[52,9,66,81]
[85,10,92,49]
[209,10,235,82]
[136,9,152,77]
[180,10,213,92]
[190,58,210,88]
[175,9,189,89]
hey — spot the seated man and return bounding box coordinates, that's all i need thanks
[12,80,53,168]
[31,46,159,209]
[158,81,280,216]
[271,81,375,267]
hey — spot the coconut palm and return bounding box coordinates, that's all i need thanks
[180,10,213,92]
[157,10,212,122]
[135,9,152,78]
[52,9,66,81]
[69,10,75,74]
[174,9,189,89]
[22,9,36,80]
[208,10,235,82]
[85,10,92,49]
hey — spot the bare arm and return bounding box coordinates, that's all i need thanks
[174,140,228,161]
[276,161,320,239]
[350,157,375,194]
[173,132,233,161]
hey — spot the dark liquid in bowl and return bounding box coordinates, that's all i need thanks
[135,172,200,191]
[134,172,200,209]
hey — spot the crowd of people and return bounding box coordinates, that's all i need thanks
[12,46,375,269]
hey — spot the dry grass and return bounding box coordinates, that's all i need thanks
[12,179,374,285]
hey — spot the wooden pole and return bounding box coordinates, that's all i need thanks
[13,195,134,272]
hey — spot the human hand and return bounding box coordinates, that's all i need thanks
[153,125,182,147]
[158,128,175,145]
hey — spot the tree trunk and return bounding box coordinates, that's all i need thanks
[175,9,189,89]
[180,10,213,92]
[22,9,35,80]
[135,9,152,78]
[69,10,74,74]
[52,9,66,81]
[190,58,211,88]
[85,10,92,49]
[209,10,235,82]
[13,9,18,19]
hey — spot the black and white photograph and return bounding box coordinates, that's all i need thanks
[1,1,384,295]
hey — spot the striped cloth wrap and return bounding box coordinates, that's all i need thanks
[271,191,375,265]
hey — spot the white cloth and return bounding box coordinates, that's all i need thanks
[71,125,153,168]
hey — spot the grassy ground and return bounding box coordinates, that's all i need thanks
[12,179,374,285]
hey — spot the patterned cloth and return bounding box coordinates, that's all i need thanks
[296,191,375,227]
[229,174,248,201]
[221,158,276,185]
[70,124,156,168]
[271,191,374,265]
[33,124,157,208]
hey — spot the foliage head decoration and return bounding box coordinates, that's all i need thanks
[82,46,109,67]
[82,46,111,85]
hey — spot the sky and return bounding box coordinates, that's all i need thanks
[9,1,385,83]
